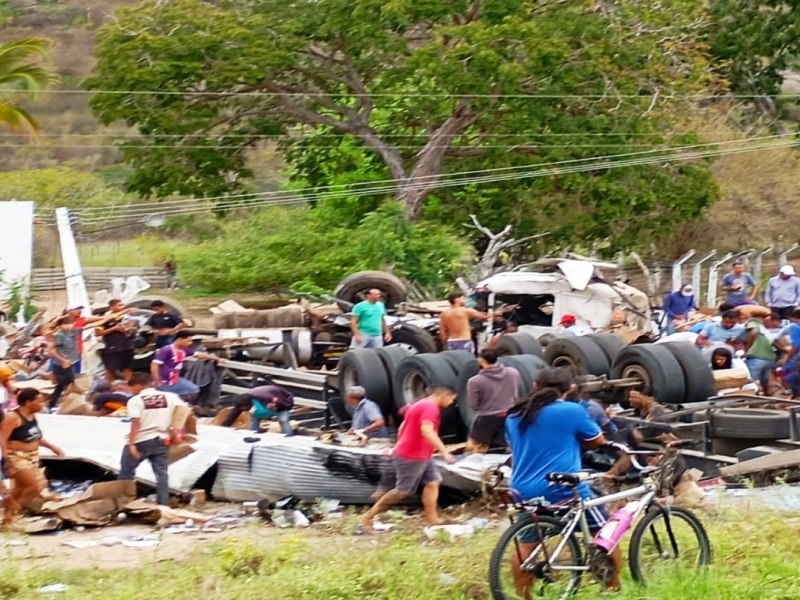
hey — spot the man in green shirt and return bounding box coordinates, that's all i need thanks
[350,289,391,348]
[744,313,782,395]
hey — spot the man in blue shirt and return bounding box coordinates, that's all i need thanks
[721,260,757,306]
[695,310,745,347]
[345,386,388,439]
[349,289,391,348]
[662,284,695,335]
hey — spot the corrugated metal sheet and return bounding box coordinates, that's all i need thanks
[38,415,501,503]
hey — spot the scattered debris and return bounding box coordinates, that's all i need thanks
[36,583,70,594]
[423,517,492,540]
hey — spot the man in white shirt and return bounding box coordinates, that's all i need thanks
[118,372,186,505]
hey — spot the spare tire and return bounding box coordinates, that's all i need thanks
[710,408,790,440]
[611,344,686,404]
[494,332,544,358]
[585,333,625,364]
[661,342,715,404]
[390,324,437,354]
[337,349,392,417]
[544,337,610,376]
[334,271,408,309]
[126,295,186,317]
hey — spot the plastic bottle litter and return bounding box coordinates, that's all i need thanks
[37,583,70,593]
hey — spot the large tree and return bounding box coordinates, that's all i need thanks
[88,0,720,250]
[707,0,800,110]
[0,37,56,131]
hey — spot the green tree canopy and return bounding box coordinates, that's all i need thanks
[0,37,57,131]
[88,0,720,252]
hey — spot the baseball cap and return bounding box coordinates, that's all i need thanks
[560,313,576,326]
[780,265,795,276]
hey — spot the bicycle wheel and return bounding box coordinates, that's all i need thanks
[628,505,712,585]
[488,513,584,600]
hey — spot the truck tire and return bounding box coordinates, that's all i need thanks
[393,353,464,439]
[337,349,392,416]
[440,350,477,375]
[334,271,408,308]
[389,324,437,354]
[661,342,715,404]
[611,344,686,404]
[455,361,482,426]
[710,408,790,440]
[440,350,480,426]
[375,346,413,420]
[585,333,625,364]
[126,295,186,317]
[544,337,610,376]
[494,332,544,358]
[498,355,547,397]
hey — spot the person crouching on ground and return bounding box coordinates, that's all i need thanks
[221,384,295,434]
[465,349,521,452]
[361,386,457,532]
[345,385,389,439]
[1,388,65,526]
[118,372,186,506]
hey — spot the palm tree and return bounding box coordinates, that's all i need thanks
[0,37,57,131]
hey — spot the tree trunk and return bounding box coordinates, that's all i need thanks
[396,104,477,219]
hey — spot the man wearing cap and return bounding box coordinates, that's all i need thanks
[558,313,590,336]
[721,260,758,306]
[345,386,389,439]
[663,284,696,335]
[766,266,800,321]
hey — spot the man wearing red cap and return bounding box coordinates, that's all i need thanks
[558,313,590,336]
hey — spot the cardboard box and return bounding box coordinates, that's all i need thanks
[712,367,750,391]
[41,480,137,526]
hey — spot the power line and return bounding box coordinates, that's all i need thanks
[37,132,794,220]
[9,88,800,99]
[38,138,797,226]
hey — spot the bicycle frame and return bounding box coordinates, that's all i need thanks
[524,482,658,575]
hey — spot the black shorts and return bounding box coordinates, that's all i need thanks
[376,455,441,494]
[102,350,134,373]
[469,415,507,449]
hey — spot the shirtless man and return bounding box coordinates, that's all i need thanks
[439,292,490,353]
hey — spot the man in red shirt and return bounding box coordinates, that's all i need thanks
[361,386,457,531]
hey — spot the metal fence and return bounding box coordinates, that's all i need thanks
[31,267,170,291]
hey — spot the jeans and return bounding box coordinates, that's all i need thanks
[158,377,200,398]
[50,363,76,409]
[746,357,775,391]
[350,334,384,349]
[251,410,293,435]
[119,437,170,506]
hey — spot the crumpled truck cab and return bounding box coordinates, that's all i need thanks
[472,259,650,341]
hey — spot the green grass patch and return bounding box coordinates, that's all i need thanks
[2,506,799,598]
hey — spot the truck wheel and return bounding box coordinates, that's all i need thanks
[126,295,186,317]
[498,355,547,397]
[375,346,413,420]
[455,361,482,426]
[494,332,544,358]
[544,337,610,376]
[710,408,790,439]
[334,271,408,308]
[611,344,686,404]
[337,349,392,416]
[585,333,625,364]
[661,342,715,404]
[389,324,437,354]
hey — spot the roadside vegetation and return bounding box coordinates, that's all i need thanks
[1,505,799,599]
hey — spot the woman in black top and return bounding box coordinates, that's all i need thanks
[1,388,64,526]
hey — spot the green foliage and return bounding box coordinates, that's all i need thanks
[0,166,133,209]
[0,37,58,131]
[88,0,721,253]
[176,203,469,293]
[707,1,800,98]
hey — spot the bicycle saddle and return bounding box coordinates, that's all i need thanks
[547,472,581,487]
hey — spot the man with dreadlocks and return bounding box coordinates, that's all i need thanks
[505,367,621,593]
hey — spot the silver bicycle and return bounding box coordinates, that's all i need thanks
[488,441,712,599]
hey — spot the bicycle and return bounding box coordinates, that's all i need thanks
[487,441,712,599]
